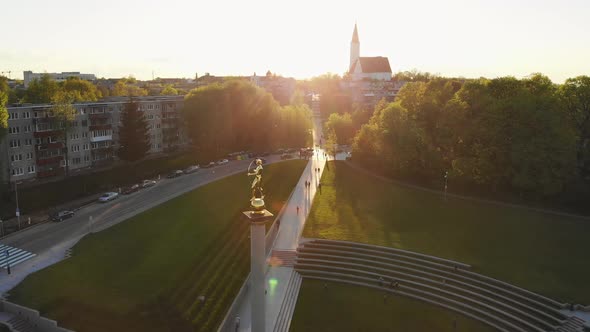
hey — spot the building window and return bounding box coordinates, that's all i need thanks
[11,168,24,176]
[49,136,58,143]
[84,155,90,162]
[27,165,36,173]
[71,145,80,152]
[9,139,21,148]
[23,112,31,119]
[26,152,33,160]
[8,126,20,134]
[70,132,80,140]
[23,125,32,132]
[156,123,161,129]
[9,112,19,120]
[72,157,81,165]
[83,143,90,150]
[82,131,88,138]
[24,138,33,146]
[10,154,23,162]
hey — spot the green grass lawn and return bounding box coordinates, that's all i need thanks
[290,279,497,332]
[9,160,307,332]
[303,161,590,305]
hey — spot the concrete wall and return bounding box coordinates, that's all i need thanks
[0,300,75,332]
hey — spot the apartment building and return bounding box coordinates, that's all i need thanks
[23,71,97,88]
[1,96,186,184]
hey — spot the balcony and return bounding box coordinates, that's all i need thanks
[89,124,112,131]
[37,168,64,179]
[36,155,64,166]
[91,146,113,154]
[89,113,110,120]
[37,142,65,150]
[90,135,113,143]
[34,130,61,138]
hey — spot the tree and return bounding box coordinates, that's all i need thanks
[0,89,8,143]
[24,74,59,103]
[325,112,355,145]
[51,91,78,176]
[61,77,102,101]
[118,98,150,161]
[161,84,179,95]
[112,78,148,97]
[558,76,590,177]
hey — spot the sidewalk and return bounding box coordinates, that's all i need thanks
[231,116,327,331]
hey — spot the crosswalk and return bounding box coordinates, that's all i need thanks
[0,244,36,269]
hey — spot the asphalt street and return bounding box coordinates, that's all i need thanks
[0,156,283,254]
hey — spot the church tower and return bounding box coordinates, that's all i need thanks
[350,23,360,70]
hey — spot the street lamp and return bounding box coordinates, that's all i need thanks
[0,218,4,237]
[444,171,449,201]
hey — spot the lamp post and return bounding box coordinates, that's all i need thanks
[444,171,449,201]
[0,218,4,237]
[15,180,21,230]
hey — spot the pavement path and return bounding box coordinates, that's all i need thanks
[232,115,328,332]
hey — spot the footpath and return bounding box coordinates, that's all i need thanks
[226,116,327,332]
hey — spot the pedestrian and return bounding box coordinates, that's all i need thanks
[323,283,328,290]
[276,219,280,229]
[235,316,240,332]
[378,276,384,287]
[296,206,299,215]
[454,265,458,272]
[318,182,322,194]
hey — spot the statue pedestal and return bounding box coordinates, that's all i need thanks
[243,209,274,332]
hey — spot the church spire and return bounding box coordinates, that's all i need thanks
[352,23,359,43]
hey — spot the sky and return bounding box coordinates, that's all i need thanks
[2,0,590,83]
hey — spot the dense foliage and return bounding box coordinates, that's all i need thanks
[118,98,150,162]
[182,80,311,159]
[351,74,590,209]
[24,75,103,103]
[0,76,8,142]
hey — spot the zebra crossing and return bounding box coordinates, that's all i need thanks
[0,243,36,269]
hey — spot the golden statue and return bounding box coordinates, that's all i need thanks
[247,159,265,212]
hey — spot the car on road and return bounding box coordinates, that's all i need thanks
[202,162,216,168]
[217,159,229,165]
[142,179,157,188]
[184,165,200,174]
[98,192,119,203]
[167,170,184,178]
[280,153,293,160]
[122,184,141,195]
[50,210,75,222]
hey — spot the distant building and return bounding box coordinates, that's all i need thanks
[250,71,296,105]
[343,24,403,108]
[23,71,97,88]
[348,24,392,82]
[1,96,187,184]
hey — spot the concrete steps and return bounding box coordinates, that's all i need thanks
[269,250,297,267]
[295,239,575,332]
[273,270,303,332]
[6,316,35,332]
[555,316,586,332]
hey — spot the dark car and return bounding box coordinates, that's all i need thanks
[50,210,75,222]
[167,170,184,178]
[202,162,216,168]
[122,184,140,195]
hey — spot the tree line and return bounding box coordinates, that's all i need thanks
[182,80,311,160]
[327,74,590,211]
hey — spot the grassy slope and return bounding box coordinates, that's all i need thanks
[9,160,307,332]
[303,161,590,304]
[290,279,497,332]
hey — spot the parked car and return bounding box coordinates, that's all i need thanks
[184,165,200,174]
[142,179,157,188]
[202,162,216,168]
[167,170,184,178]
[280,153,293,160]
[98,192,119,203]
[122,184,140,195]
[50,210,75,222]
[217,159,229,165]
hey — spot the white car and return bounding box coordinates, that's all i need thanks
[184,165,200,174]
[98,192,119,203]
[217,159,229,165]
[142,179,157,188]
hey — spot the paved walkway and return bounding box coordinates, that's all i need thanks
[232,116,327,331]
